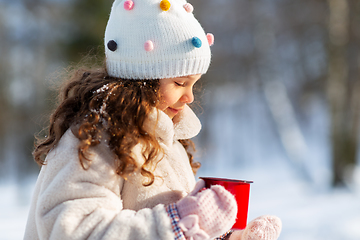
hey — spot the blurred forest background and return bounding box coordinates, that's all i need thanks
[1,0,360,239]
[1,0,359,187]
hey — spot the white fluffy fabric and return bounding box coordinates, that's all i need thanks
[24,105,201,240]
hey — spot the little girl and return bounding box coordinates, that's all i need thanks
[24,0,282,239]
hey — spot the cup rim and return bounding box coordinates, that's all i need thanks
[200,177,253,184]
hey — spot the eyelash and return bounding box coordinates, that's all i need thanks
[175,82,185,87]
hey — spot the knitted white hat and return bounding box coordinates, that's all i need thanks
[104,0,214,80]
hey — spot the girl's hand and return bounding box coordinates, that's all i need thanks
[229,215,282,240]
[176,180,237,239]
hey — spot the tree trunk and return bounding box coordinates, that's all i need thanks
[327,0,358,186]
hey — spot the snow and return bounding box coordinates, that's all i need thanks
[0,178,35,240]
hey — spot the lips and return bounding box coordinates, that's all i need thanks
[168,107,183,115]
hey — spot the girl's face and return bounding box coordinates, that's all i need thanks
[158,74,202,119]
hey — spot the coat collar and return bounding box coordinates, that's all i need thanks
[144,105,201,146]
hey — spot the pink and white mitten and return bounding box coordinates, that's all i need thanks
[230,215,282,240]
[176,180,237,240]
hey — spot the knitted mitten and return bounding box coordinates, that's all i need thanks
[176,180,237,240]
[239,215,282,240]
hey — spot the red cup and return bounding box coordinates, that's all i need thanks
[200,177,253,230]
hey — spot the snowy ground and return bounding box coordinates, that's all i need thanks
[1,164,360,240]
[0,177,36,240]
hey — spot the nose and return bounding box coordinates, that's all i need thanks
[181,88,194,103]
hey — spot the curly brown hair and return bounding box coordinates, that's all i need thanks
[33,66,200,186]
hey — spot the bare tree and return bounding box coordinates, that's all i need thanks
[326,0,359,186]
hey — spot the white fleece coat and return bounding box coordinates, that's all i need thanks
[24,105,201,240]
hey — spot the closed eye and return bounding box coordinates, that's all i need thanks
[175,82,185,87]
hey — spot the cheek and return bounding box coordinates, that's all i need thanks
[158,93,176,110]
[158,84,174,108]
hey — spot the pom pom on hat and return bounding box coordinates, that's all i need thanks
[160,0,171,11]
[183,3,194,13]
[206,33,214,46]
[124,0,134,10]
[192,37,202,48]
[105,0,213,80]
[107,40,118,52]
[144,40,154,52]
